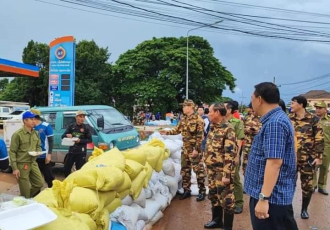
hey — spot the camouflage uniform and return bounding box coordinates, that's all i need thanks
[205,120,236,213]
[289,112,324,197]
[242,113,262,175]
[166,108,206,195]
[228,117,245,210]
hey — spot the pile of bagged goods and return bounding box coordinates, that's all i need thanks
[29,132,189,230]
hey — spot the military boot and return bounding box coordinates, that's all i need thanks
[223,211,234,230]
[204,206,223,229]
[301,195,312,219]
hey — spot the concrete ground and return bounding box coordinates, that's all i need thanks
[1,169,329,230]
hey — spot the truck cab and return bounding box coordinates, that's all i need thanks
[33,105,140,163]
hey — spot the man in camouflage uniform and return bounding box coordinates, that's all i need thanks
[313,101,330,195]
[225,101,245,214]
[242,103,262,175]
[204,103,236,230]
[290,96,324,219]
[160,99,206,201]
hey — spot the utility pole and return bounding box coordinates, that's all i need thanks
[273,77,276,84]
[239,93,246,113]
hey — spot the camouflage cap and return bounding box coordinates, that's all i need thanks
[182,99,195,107]
[315,101,327,108]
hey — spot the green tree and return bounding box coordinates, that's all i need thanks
[114,36,236,115]
[1,40,114,107]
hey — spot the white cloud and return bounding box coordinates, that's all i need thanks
[234,87,242,94]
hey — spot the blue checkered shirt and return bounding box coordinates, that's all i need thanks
[244,107,297,205]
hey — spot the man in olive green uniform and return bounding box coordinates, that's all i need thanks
[160,99,206,201]
[204,103,236,230]
[225,101,245,214]
[313,101,330,195]
[9,111,44,198]
[290,96,324,219]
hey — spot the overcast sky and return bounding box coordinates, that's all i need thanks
[1,0,330,104]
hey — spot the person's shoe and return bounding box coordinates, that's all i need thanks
[196,193,205,202]
[179,191,191,200]
[204,206,223,229]
[301,196,311,219]
[234,206,243,214]
[318,188,329,195]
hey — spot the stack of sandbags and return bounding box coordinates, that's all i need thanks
[35,147,129,230]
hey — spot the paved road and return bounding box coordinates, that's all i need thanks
[1,169,329,230]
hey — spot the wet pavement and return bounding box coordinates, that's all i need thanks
[153,175,330,230]
[1,169,329,230]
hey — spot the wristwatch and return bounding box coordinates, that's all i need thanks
[259,193,270,201]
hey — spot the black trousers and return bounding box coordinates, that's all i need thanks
[249,197,298,230]
[36,158,55,188]
[64,153,86,177]
[0,158,9,171]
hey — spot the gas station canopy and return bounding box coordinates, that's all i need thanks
[0,58,39,78]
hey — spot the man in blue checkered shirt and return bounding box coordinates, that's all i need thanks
[244,82,298,230]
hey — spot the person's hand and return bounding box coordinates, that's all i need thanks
[234,156,239,165]
[13,169,20,179]
[74,138,81,143]
[66,134,73,138]
[159,130,167,135]
[255,200,270,219]
[45,154,51,164]
[222,177,230,185]
[313,158,322,166]
[191,150,198,158]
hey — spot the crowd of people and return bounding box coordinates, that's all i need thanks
[161,82,329,230]
[1,81,329,229]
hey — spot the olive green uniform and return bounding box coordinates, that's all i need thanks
[228,117,245,209]
[9,127,44,198]
[313,114,330,189]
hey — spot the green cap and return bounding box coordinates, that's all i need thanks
[315,101,327,108]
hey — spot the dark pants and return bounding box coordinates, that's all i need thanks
[0,158,9,171]
[36,158,55,188]
[64,153,86,177]
[249,197,298,230]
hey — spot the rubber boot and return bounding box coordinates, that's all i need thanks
[301,195,312,219]
[223,211,234,230]
[204,206,223,229]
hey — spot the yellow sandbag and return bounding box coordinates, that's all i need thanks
[125,159,145,180]
[144,162,153,188]
[66,166,124,192]
[106,198,122,214]
[89,147,105,162]
[73,213,97,230]
[117,172,132,193]
[83,148,125,171]
[154,154,164,172]
[68,187,116,214]
[163,148,170,160]
[52,180,74,208]
[130,170,147,199]
[147,138,165,148]
[96,209,110,230]
[140,146,164,171]
[123,148,147,166]
[34,188,57,208]
[35,208,89,230]
[117,189,130,199]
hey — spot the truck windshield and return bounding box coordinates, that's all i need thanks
[87,109,132,131]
